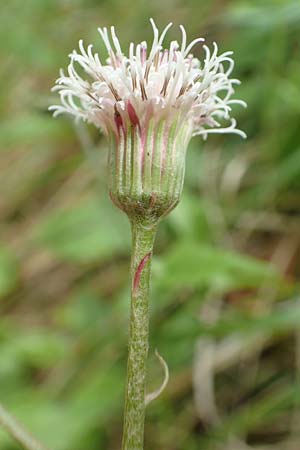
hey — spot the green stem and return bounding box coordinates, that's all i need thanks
[122,219,158,450]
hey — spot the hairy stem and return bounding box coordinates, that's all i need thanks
[0,403,50,450]
[122,219,158,450]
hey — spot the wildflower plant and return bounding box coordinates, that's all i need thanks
[48,19,246,450]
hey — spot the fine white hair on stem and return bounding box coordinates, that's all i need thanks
[50,19,246,139]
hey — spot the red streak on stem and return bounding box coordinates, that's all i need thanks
[133,252,151,294]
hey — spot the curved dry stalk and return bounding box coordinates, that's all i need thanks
[145,349,169,406]
[0,403,51,450]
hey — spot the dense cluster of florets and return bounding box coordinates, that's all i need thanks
[49,19,246,140]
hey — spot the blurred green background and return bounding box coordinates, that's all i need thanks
[0,0,300,449]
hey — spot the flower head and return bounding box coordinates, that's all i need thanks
[49,19,246,140]
[50,20,246,222]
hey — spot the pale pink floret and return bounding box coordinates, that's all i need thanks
[49,19,246,139]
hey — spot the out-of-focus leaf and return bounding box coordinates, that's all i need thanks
[0,115,71,149]
[163,299,300,341]
[200,382,300,447]
[0,365,123,450]
[0,330,69,380]
[155,240,280,291]
[223,2,300,30]
[265,147,300,191]
[200,300,300,337]
[34,197,130,263]
[57,290,109,332]
[166,192,213,242]
[13,331,69,369]
[0,244,18,298]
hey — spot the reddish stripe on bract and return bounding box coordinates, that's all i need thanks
[127,101,140,128]
[114,112,123,130]
[114,105,123,133]
[133,252,151,294]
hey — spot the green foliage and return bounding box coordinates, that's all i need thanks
[197,299,300,338]
[156,240,279,291]
[35,197,130,263]
[0,245,18,298]
[0,0,300,449]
